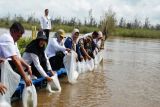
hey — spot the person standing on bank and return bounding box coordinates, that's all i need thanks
[22,31,54,82]
[45,29,70,70]
[0,22,32,86]
[40,9,52,42]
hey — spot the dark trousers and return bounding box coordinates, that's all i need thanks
[49,52,65,71]
[30,63,47,78]
[43,29,50,42]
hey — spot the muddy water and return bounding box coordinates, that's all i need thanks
[12,37,160,107]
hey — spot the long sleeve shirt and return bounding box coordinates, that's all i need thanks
[22,52,52,77]
[40,15,51,30]
[45,38,66,58]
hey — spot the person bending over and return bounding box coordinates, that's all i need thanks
[23,31,54,82]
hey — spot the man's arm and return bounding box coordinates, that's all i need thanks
[11,55,32,86]
[19,57,32,76]
[80,47,91,60]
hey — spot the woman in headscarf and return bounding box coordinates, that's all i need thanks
[22,31,54,82]
[45,29,70,70]
[64,28,83,61]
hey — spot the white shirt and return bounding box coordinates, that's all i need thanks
[45,38,66,58]
[0,33,20,59]
[22,52,52,77]
[40,15,51,30]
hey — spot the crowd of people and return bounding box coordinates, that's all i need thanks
[0,9,105,104]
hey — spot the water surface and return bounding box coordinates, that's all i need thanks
[12,37,160,107]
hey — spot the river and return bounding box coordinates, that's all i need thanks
[9,34,160,107]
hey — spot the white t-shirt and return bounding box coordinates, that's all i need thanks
[45,38,66,58]
[40,15,51,30]
[0,33,20,59]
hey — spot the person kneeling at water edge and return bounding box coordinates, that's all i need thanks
[64,28,83,61]
[22,31,55,82]
[45,29,70,71]
[78,35,96,60]
[0,22,32,87]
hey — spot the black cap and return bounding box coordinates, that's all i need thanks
[36,31,47,40]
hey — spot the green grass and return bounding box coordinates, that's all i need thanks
[1,20,160,39]
[17,37,32,54]
[112,28,160,39]
[52,24,99,34]
[0,22,99,34]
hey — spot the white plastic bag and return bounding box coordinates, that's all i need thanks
[0,97,11,107]
[80,60,86,73]
[94,53,98,65]
[46,73,61,93]
[63,51,79,84]
[77,61,81,74]
[77,60,85,74]
[0,60,20,105]
[22,85,37,107]
[86,59,94,72]
[97,51,103,64]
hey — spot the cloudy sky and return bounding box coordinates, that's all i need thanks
[0,0,160,25]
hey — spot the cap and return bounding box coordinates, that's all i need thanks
[57,29,65,37]
[36,31,47,40]
[73,28,79,34]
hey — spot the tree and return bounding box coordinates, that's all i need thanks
[84,17,87,26]
[126,22,132,29]
[155,24,160,30]
[119,17,126,28]
[52,17,62,25]
[132,18,141,28]
[143,17,150,29]
[100,8,117,38]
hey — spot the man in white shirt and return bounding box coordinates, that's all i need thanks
[40,9,52,42]
[45,29,70,70]
[0,22,32,87]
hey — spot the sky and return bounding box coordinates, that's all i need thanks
[0,0,160,25]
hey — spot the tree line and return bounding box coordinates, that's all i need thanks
[0,9,159,34]
[118,17,160,30]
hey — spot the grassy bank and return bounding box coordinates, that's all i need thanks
[0,21,99,34]
[17,37,32,54]
[53,24,99,34]
[112,28,160,39]
[1,21,160,39]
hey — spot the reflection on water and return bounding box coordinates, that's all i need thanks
[12,37,160,107]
